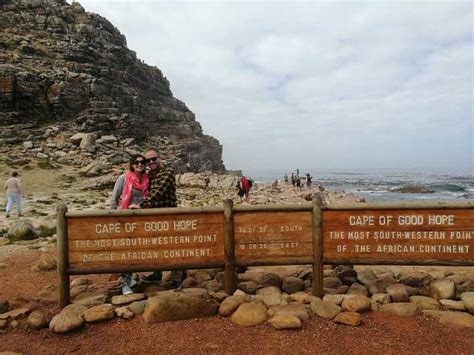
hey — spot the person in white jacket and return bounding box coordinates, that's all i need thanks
[4,171,22,218]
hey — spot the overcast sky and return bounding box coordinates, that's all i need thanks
[77,0,472,172]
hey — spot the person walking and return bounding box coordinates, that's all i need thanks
[306,173,313,188]
[138,147,184,288]
[110,154,149,294]
[239,176,253,203]
[4,171,22,218]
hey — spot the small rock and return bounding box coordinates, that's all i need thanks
[115,306,134,319]
[31,253,57,272]
[439,300,465,311]
[380,303,418,317]
[430,279,455,300]
[111,293,146,306]
[219,295,247,317]
[410,295,440,310]
[237,281,258,294]
[439,312,474,328]
[289,292,312,304]
[269,314,302,329]
[346,283,369,296]
[260,273,282,288]
[386,284,409,302]
[322,294,345,305]
[341,295,371,313]
[310,298,341,319]
[0,319,8,329]
[460,292,474,314]
[129,300,147,315]
[230,302,267,327]
[334,311,361,326]
[268,304,309,321]
[73,292,108,307]
[282,277,305,294]
[27,310,49,330]
[83,304,115,322]
[0,300,9,314]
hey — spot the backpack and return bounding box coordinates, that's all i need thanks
[248,179,253,188]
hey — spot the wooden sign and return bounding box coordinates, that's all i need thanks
[234,211,313,262]
[323,209,474,262]
[67,212,224,270]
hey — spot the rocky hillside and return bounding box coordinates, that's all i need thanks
[0,0,225,172]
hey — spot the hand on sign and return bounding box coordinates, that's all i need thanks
[128,204,141,209]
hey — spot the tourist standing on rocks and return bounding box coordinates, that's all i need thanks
[306,173,313,188]
[4,171,22,218]
[110,154,149,295]
[139,147,184,287]
[239,176,253,203]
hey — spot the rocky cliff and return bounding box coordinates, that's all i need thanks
[0,0,225,172]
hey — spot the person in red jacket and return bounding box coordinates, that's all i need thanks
[239,176,253,203]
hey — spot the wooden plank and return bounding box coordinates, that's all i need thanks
[223,198,236,294]
[56,203,70,308]
[313,194,323,297]
[234,211,313,262]
[323,209,474,261]
[323,259,474,266]
[324,201,474,210]
[66,206,224,218]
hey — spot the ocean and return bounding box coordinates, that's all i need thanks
[243,168,474,202]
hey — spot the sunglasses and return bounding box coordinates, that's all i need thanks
[146,157,159,163]
[133,160,146,165]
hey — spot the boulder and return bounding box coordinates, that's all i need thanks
[230,302,267,327]
[73,292,108,307]
[410,296,440,310]
[256,286,281,296]
[261,293,283,307]
[430,279,455,300]
[365,276,397,295]
[439,312,474,328]
[268,304,309,321]
[143,293,218,323]
[49,304,86,333]
[111,293,146,306]
[219,295,247,317]
[281,277,305,294]
[324,277,342,289]
[237,281,258,294]
[380,303,418,317]
[460,292,474,314]
[31,253,57,272]
[83,304,115,322]
[341,295,371,313]
[115,306,134,319]
[310,298,341,319]
[27,310,49,330]
[357,269,377,286]
[7,220,39,241]
[322,294,345,305]
[129,300,147,315]
[346,283,369,296]
[269,314,302,330]
[260,273,282,288]
[334,312,361,326]
[289,292,312,304]
[386,284,409,302]
[439,300,465,311]
[0,300,9,314]
[371,293,391,311]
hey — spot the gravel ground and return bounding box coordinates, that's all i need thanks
[0,245,473,354]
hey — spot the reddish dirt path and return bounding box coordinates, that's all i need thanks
[1,246,473,354]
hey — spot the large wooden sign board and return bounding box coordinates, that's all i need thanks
[57,199,474,308]
[67,212,224,271]
[323,209,474,263]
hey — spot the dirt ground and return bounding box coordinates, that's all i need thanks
[0,246,473,354]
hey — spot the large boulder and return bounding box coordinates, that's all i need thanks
[310,298,342,319]
[439,312,474,328]
[341,295,371,313]
[143,293,218,323]
[410,296,440,310]
[269,314,302,329]
[83,304,115,322]
[386,284,409,302]
[281,277,305,294]
[7,220,39,241]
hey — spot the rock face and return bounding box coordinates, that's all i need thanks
[0,0,225,173]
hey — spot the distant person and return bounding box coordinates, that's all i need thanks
[239,176,253,203]
[236,178,244,200]
[296,168,299,176]
[111,154,149,295]
[139,147,184,288]
[284,173,288,183]
[306,173,313,188]
[4,171,22,218]
[291,173,296,187]
[296,176,302,190]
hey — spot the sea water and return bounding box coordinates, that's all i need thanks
[243,167,474,202]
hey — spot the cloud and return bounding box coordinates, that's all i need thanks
[78,0,472,171]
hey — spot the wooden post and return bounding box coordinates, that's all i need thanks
[223,198,236,294]
[312,194,324,297]
[57,202,70,308]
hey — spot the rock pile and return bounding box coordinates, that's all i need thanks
[1,265,473,334]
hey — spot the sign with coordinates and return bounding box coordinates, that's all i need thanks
[234,211,313,262]
[67,213,224,269]
[323,209,474,261]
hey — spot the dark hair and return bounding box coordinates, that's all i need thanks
[129,154,146,172]
[12,171,18,177]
